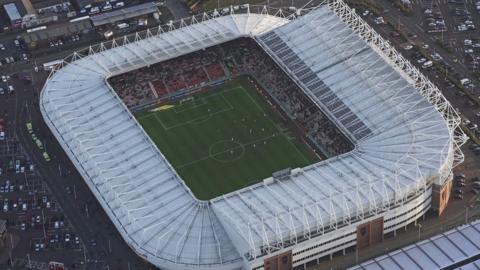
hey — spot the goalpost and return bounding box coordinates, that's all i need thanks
[179,96,195,105]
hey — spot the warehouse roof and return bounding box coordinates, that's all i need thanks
[90,2,158,26]
[22,19,92,43]
[349,220,480,270]
[4,3,21,21]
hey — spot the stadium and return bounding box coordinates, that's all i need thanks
[40,1,467,270]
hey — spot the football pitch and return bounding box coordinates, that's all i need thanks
[136,77,317,200]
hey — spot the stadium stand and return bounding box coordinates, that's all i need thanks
[109,49,230,107]
[40,1,466,270]
[109,38,353,156]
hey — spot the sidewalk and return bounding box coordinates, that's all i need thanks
[0,233,21,266]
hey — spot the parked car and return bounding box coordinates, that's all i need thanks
[417,58,427,64]
[102,2,112,11]
[89,6,100,14]
[422,61,433,68]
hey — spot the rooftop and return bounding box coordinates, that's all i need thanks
[349,220,480,270]
[40,2,464,269]
[91,2,158,27]
[4,2,21,21]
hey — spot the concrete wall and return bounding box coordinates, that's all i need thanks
[432,180,453,216]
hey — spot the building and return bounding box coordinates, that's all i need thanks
[22,18,92,48]
[39,1,466,270]
[3,2,22,27]
[90,2,158,27]
[349,220,480,269]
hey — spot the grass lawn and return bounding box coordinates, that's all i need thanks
[136,77,317,200]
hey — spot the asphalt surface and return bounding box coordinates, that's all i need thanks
[0,69,155,269]
[0,2,188,269]
[375,0,479,96]
[364,0,480,139]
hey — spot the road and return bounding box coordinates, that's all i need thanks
[369,0,480,143]
[1,68,155,269]
[166,0,191,19]
[375,0,479,98]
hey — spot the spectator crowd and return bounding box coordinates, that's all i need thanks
[108,38,353,156]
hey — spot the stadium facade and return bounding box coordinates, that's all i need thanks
[40,1,467,270]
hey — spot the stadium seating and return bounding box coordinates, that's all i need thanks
[108,38,353,157]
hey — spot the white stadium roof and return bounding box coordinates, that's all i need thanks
[40,1,466,269]
[349,220,480,270]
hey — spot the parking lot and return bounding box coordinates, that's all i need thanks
[0,38,31,73]
[0,49,156,268]
[357,0,480,152]
[0,82,85,267]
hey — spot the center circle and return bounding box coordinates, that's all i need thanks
[209,140,245,162]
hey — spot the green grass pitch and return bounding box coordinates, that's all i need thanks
[136,77,317,200]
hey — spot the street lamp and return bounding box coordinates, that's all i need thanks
[465,205,469,224]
